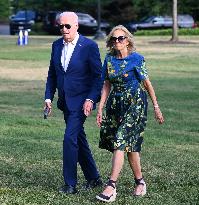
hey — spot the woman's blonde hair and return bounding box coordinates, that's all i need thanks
[106,25,135,56]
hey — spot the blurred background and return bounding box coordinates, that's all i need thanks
[0,0,199,36]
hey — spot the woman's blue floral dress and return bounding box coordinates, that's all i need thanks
[99,52,148,153]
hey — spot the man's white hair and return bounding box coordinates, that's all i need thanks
[59,12,78,24]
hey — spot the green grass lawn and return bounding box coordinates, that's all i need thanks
[0,35,199,205]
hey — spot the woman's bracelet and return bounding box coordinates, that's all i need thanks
[154,105,159,108]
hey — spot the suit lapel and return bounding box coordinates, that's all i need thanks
[57,39,64,71]
[67,35,84,71]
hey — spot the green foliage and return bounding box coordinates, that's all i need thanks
[178,27,199,35]
[103,0,135,24]
[3,0,199,25]
[31,22,49,35]
[135,28,199,36]
[132,0,172,20]
[0,0,10,21]
[0,36,199,204]
[178,0,199,21]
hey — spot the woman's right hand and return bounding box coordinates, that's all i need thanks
[96,109,103,127]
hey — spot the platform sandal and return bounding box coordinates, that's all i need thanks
[96,180,117,202]
[133,178,146,196]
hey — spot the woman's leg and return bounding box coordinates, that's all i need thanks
[127,152,146,195]
[101,150,124,196]
[127,152,142,179]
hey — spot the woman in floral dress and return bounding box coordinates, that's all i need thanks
[96,25,164,203]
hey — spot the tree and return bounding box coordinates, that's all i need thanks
[171,0,178,42]
[4,0,199,26]
[132,0,172,20]
[0,0,10,21]
[178,0,199,22]
[103,0,134,25]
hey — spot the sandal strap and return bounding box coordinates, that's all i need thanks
[106,179,116,189]
[97,193,114,200]
[134,178,145,185]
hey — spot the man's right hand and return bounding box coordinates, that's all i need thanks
[44,102,52,116]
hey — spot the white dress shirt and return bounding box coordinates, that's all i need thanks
[61,33,79,71]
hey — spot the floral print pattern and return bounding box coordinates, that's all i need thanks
[99,52,148,153]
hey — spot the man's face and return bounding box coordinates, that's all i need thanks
[59,15,78,42]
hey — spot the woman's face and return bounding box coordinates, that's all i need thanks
[111,29,129,51]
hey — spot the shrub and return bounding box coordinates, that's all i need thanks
[134,28,199,36]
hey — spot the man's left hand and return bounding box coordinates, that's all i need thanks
[83,100,93,116]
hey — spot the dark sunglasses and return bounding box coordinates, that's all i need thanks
[110,36,126,43]
[59,24,72,30]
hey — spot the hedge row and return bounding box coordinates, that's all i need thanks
[134,28,199,36]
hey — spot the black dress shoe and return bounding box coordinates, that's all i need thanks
[59,185,77,194]
[83,177,103,190]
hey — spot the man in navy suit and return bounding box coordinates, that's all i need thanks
[44,12,103,194]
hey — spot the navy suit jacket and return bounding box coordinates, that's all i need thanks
[45,35,102,111]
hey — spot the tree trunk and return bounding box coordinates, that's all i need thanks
[171,0,178,42]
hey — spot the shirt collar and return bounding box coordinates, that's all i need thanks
[63,33,79,46]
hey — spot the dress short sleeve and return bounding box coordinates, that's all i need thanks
[135,59,148,81]
[102,56,109,81]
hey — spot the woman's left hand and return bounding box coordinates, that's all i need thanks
[154,107,164,124]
